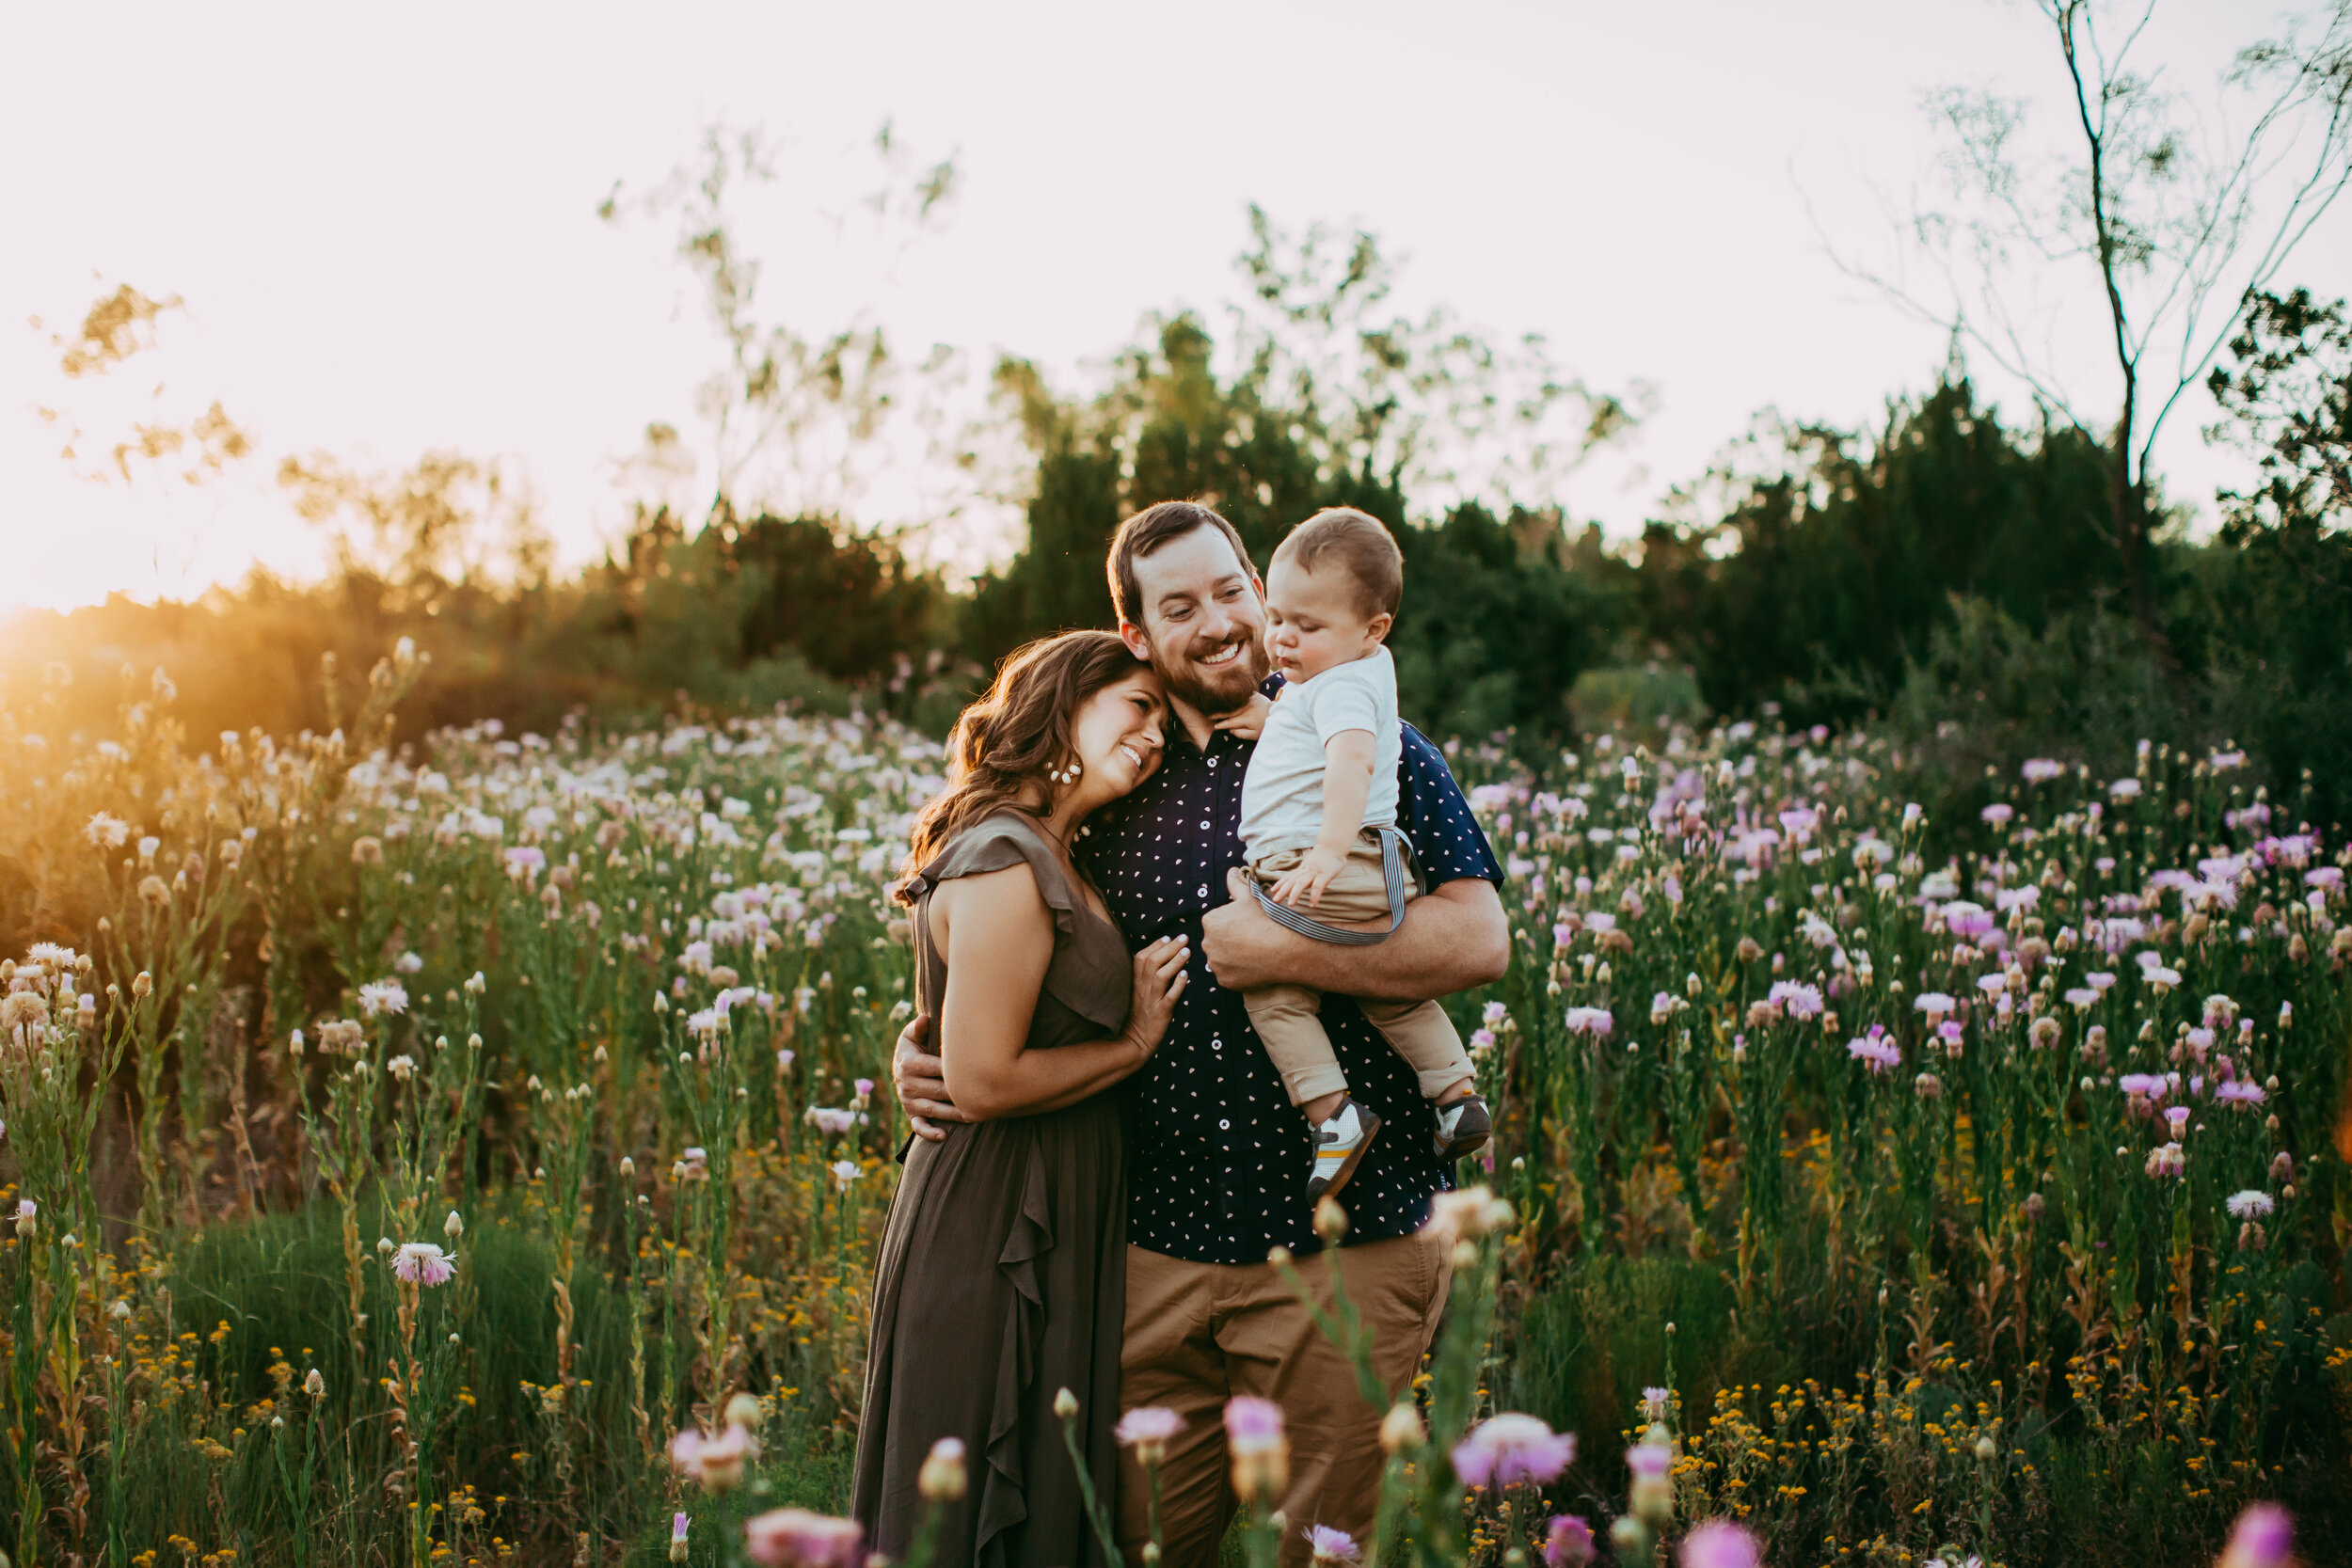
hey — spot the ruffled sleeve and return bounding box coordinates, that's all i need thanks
[913,815,1131,1033]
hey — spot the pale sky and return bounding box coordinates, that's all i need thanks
[3,1,2345,611]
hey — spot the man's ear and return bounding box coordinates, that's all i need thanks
[1119,620,1152,662]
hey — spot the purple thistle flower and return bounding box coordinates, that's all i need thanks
[742,1507,862,1567]
[1544,1514,1597,1567]
[1305,1524,1361,1564]
[1452,1413,1576,1488]
[390,1242,456,1287]
[1223,1395,1284,1449]
[1679,1519,1762,1568]
[2219,1502,2293,1568]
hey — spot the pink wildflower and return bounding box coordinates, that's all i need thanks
[1115,1405,1184,1463]
[1306,1524,1361,1564]
[671,1422,758,1494]
[2218,1502,2293,1568]
[390,1242,456,1287]
[1451,1413,1576,1488]
[742,1508,862,1567]
[1680,1519,1762,1568]
[1544,1515,1597,1568]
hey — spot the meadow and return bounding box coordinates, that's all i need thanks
[0,643,2343,1567]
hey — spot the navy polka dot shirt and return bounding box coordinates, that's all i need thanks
[1078,679,1503,1264]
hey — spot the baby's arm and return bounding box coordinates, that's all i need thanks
[1265,729,1375,910]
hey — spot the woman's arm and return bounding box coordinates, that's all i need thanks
[931,865,1185,1119]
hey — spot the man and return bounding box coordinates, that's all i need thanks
[894,500,1507,1566]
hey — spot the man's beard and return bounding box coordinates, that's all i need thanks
[1145,626,1271,717]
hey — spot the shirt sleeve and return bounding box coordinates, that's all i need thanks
[1309,664,1383,745]
[1395,724,1503,887]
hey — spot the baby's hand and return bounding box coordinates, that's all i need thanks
[1213,692,1273,742]
[1268,845,1347,911]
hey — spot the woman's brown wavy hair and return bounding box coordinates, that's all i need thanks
[898,630,1154,888]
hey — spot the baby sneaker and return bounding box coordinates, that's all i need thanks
[1307,1097,1383,1200]
[1433,1092,1492,1161]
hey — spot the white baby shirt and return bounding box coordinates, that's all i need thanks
[1237,646,1404,859]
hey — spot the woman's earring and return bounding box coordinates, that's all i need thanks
[1050,757,1084,785]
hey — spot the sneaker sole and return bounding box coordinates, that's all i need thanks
[1307,1106,1383,1200]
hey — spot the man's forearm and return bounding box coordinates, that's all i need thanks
[1213,875,1508,1000]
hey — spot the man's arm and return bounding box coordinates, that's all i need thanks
[1202,867,1507,999]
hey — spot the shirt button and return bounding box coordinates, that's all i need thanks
[1219,1119,1231,1130]
[1197,885,1209,898]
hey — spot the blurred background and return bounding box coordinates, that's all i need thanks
[5,0,2350,811]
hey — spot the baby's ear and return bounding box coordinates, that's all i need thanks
[1366,612,1394,643]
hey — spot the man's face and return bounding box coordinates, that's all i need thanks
[1120,524,1271,716]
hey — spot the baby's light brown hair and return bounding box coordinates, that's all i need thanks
[1271,507,1403,622]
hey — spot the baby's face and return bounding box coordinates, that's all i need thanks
[1263,557,1390,683]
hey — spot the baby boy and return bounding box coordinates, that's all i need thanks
[1232,507,1491,1199]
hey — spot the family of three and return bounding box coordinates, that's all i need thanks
[850,500,1510,1567]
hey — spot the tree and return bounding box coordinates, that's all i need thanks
[2208,286,2352,531]
[1842,0,2352,659]
[598,120,966,531]
[31,282,254,488]
[965,215,1645,676]
[277,450,552,607]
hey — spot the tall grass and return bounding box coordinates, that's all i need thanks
[0,651,2342,1563]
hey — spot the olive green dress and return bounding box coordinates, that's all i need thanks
[853,814,1133,1568]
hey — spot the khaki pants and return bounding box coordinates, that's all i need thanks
[1243,838,1472,1105]
[1115,1230,1453,1568]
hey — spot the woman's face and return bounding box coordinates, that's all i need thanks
[1067,668,1167,805]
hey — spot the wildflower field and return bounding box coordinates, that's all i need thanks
[0,645,2345,1567]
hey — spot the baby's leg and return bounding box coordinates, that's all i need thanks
[1357,995,1475,1103]
[1244,983,1347,1122]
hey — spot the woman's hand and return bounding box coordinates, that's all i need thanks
[1119,934,1190,1060]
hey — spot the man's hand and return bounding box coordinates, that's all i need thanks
[1204,868,1381,991]
[890,1014,972,1142]
[1203,867,1508,999]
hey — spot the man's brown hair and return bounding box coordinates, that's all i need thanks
[1106,500,1255,629]
[1271,507,1403,619]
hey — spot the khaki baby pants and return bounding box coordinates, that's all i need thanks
[1242,834,1472,1105]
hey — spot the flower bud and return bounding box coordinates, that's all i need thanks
[1054,1387,1080,1420]
[305,1368,326,1401]
[724,1393,764,1431]
[444,1211,464,1240]
[1313,1196,1348,1243]
[919,1436,968,1501]
[1378,1402,1425,1454]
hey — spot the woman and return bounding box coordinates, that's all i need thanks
[853,631,1187,1567]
